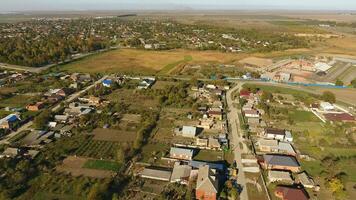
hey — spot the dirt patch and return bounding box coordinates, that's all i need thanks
[56,156,116,178]
[92,128,137,142]
[121,114,141,123]
[239,57,273,68]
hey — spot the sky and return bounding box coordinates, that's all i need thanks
[1,0,356,12]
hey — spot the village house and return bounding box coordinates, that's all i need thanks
[196,138,208,147]
[139,167,172,182]
[198,118,214,129]
[261,154,301,172]
[102,79,113,87]
[244,109,260,118]
[170,162,192,185]
[0,147,19,158]
[170,147,195,160]
[26,102,44,111]
[274,186,309,200]
[196,165,219,200]
[264,128,293,142]
[268,170,293,183]
[258,139,279,152]
[137,77,156,89]
[320,102,334,111]
[179,126,198,138]
[208,108,223,120]
[0,114,20,129]
[278,142,297,156]
[208,138,221,150]
[47,88,68,97]
[239,90,252,99]
[296,172,315,189]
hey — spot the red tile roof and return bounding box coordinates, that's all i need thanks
[275,186,308,200]
[240,90,251,97]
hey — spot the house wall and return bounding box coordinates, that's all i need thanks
[267,164,300,172]
[196,190,216,200]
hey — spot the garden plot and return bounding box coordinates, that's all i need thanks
[56,156,116,179]
[92,128,137,143]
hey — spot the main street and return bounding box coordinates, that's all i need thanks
[226,82,249,200]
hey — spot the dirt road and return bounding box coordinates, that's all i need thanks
[226,83,249,200]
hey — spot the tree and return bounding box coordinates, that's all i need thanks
[335,79,344,86]
[321,91,336,103]
[33,109,52,129]
[351,78,356,88]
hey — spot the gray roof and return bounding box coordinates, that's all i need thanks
[259,139,278,147]
[278,142,296,154]
[268,170,293,181]
[263,154,299,167]
[196,165,218,193]
[182,126,197,137]
[170,147,195,157]
[140,168,172,181]
[170,164,192,182]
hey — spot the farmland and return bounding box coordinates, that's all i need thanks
[75,138,120,160]
[60,48,242,75]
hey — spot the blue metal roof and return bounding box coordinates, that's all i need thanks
[6,114,19,122]
[102,79,112,85]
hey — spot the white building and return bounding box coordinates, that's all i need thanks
[320,102,334,111]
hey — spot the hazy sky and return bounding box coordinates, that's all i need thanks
[1,0,356,11]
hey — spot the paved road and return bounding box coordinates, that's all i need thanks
[226,82,249,200]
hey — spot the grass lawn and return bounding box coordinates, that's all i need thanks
[193,150,224,162]
[83,159,121,171]
[288,110,320,122]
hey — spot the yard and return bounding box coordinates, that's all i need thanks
[193,149,224,162]
[0,94,39,108]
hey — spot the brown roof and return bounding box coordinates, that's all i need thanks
[266,128,285,135]
[324,113,354,122]
[275,186,308,200]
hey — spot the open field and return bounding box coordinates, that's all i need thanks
[92,128,136,142]
[56,156,116,178]
[106,88,159,110]
[60,48,242,75]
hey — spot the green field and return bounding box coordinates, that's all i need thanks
[83,159,121,171]
[288,110,320,122]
